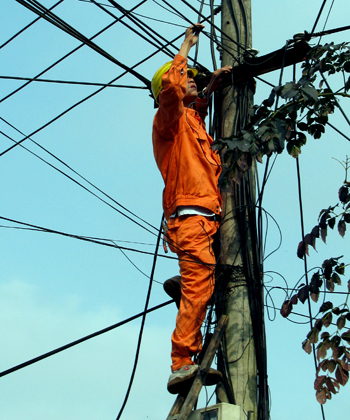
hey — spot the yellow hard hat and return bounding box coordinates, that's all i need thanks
[151,61,198,103]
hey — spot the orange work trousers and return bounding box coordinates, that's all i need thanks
[167,215,219,372]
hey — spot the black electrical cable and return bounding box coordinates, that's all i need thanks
[310,0,328,36]
[0,222,159,248]
[1,0,147,104]
[193,0,205,64]
[159,0,241,65]
[0,126,212,270]
[131,11,188,28]
[311,24,350,39]
[209,0,217,70]
[0,215,173,258]
[326,121,350,142]
[0,0,64,49]
[91,0,175,59]
[0,75,148,89]
[76,0,114,8]
[0,215,216,270]
[106,0,182,58]
[0,115,156,231]
[320,73,350,127]
[295,158,326,420]
[15,0,151,89]
[115,216,163,420]
[180,0,253,57]
[0,299,173,378]
[0,126,159,237]
[0,16,200,158]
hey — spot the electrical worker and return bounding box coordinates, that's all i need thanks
[151,24,232,394]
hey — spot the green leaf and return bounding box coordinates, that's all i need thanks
[320,301,333,312]
[302,85,319,102]
[298,285,310,303]
[328,217,336,229]
[297,121,308,131]
[317,342,328,361]
[341,329,350,344]
[335,263,345,275]
[309,327,320,344]
[332,272,342,285]
[335,365,349,386]
[312,225,320,238]
[338,219,346,237]
[337,315,346,330]
[326,277,335,292]
[281,82,299,99]
[322,312,333,327]
[287,141,301,158]
[280,300,292,318]
[302,338,312,354]
[333,307,341,315]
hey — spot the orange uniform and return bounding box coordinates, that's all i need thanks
[152,54,222,372]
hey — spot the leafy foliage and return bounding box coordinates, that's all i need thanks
[212,42,350,187]
[297,160,350,259]
[281,160,350,404]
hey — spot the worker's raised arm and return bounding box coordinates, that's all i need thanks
[178,24,204,59]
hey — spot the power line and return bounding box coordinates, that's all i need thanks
[296,158,326,420]
[0,75,148,89]
[92,0,175,59]
[0,124,159,236]
[0,0,64,49]
[115,216,163,420]
[0,299,173,378]
[16,0,151,88]
[310,0,328,36]
[0,22,209,162]
[1,0,147,104]
[311,24,350,39]
[0,215,178,260]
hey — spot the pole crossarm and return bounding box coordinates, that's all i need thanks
[222,41,311,84]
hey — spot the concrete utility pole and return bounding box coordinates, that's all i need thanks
[215,1,268,419]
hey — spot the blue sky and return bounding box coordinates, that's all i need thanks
[0,1,349,419]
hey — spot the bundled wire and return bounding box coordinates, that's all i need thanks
[1,0,148,104]
[15,0,151,88]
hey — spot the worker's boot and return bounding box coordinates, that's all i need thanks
[163,275,181,309]
[167,364,222,394]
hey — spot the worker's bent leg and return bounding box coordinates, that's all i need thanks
[167,215,218,372]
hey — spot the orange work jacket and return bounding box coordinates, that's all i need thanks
[152,54,222,221]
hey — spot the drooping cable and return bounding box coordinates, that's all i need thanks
[0,299,173,378]
[115,216,163,420]
[209,0,217,70]
[193,0,205,64]
[295,158,326,420]
[0,214,174,259]
[0,125,159,236]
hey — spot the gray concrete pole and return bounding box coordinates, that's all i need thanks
[215,1,259,419]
